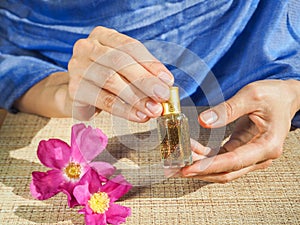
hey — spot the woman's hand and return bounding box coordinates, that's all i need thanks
[68,26,174,121]
[15,26,174,120]
[181,79,300,183]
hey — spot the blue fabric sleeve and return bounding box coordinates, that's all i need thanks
[0,0,299,128]
[0,53,65,112]
[292,111,300,128]
[201,0,300,127]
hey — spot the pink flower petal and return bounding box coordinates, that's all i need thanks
[85,213,107,225]
[78,168,102,194]
[101,175,132,202]
[30,170,64,200]
[85,204,94,214]
[90,161,116,179]
[71,123,108,163]
[30,180,41,199]
[61,185,80,208]
[73,182,91,205]
[37,139,71,169]
[106,203,131,225]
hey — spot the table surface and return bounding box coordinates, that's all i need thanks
[0,109,299,225]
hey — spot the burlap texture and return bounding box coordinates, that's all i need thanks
[0,110,299,225]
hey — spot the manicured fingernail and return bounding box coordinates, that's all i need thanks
[153,84,170,100]
[164,168,181,178]
[203,147,211,155]
[136,111,147,120]
[146,101,163,115]
[158,71,173,86]
[185,173,197,177]
[200,110,218,125]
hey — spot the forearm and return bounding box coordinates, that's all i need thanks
[14,72,72,118]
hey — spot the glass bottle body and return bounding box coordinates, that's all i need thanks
[157,113,192,168]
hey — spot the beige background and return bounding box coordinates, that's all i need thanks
[0,109,299,225]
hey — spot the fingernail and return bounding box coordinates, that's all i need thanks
[153,84,170,100]
[185,173,197,177]
[200,110,218,125]
[158,71,173,86]
[164,168,181,178]
[146,101,163,115]
[136,111,147,120]
[203,147,211,155]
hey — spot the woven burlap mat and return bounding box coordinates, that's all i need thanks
[0,109,299,225]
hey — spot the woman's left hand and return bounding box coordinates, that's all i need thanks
[180,79,300,183]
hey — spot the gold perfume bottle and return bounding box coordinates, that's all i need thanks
[157,86,192,168]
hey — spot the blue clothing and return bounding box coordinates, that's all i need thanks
[0,0,300,127]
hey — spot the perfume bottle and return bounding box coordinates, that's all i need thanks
[156,87,192,168]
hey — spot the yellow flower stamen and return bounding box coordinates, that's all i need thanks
[64,162,81,179]
[88,192,110,214]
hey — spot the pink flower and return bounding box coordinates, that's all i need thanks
[74,168,132,225]
[30,123,115,207]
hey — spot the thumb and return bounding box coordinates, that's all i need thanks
[198,91,256,128]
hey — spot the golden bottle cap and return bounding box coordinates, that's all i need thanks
[162,87,181,115]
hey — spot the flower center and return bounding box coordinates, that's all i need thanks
[88,192,110,214]
[64,162,81,179]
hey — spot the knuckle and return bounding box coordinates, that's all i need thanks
[67,58,78,71]
[126,40,143,54]
[127,92,143,106]
[145,60,163,73]
[90,41,108,60]
[224,101,234,123]
[137,76,154,95]
[73,39,92,56]
[102,73,119,90]
[90,26,107,36]
[263,136,283,159]
[120,40,152,62]
[227,151,244,171]
[109,30,137,46]
[218,174,233,184]
[270,145,283,159]
[102,94,117,109]
[110,51,133,70]
[245,83,265,102]
[138,75,154,86]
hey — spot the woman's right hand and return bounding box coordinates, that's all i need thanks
[68,26,174,121]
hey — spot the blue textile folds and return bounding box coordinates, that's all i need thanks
[0,0,299,126]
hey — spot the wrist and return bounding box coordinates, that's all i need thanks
[15,71,72,118]
[285,79,300,116]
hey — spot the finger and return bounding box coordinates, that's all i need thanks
[198,87,258,128]
[222,116,258,152]
[191,151,207,161]
[164,168,182,178]
[96,89,149,122]
[69,50,163,118]
[190,138,211,156]
[83,63,163,117]
[88,26,174,85]
[72,79,149,122]
[181,137,277,176]
[87,42,171,102]
[185,160,272,183]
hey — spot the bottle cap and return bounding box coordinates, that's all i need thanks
[162,87,181,115]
